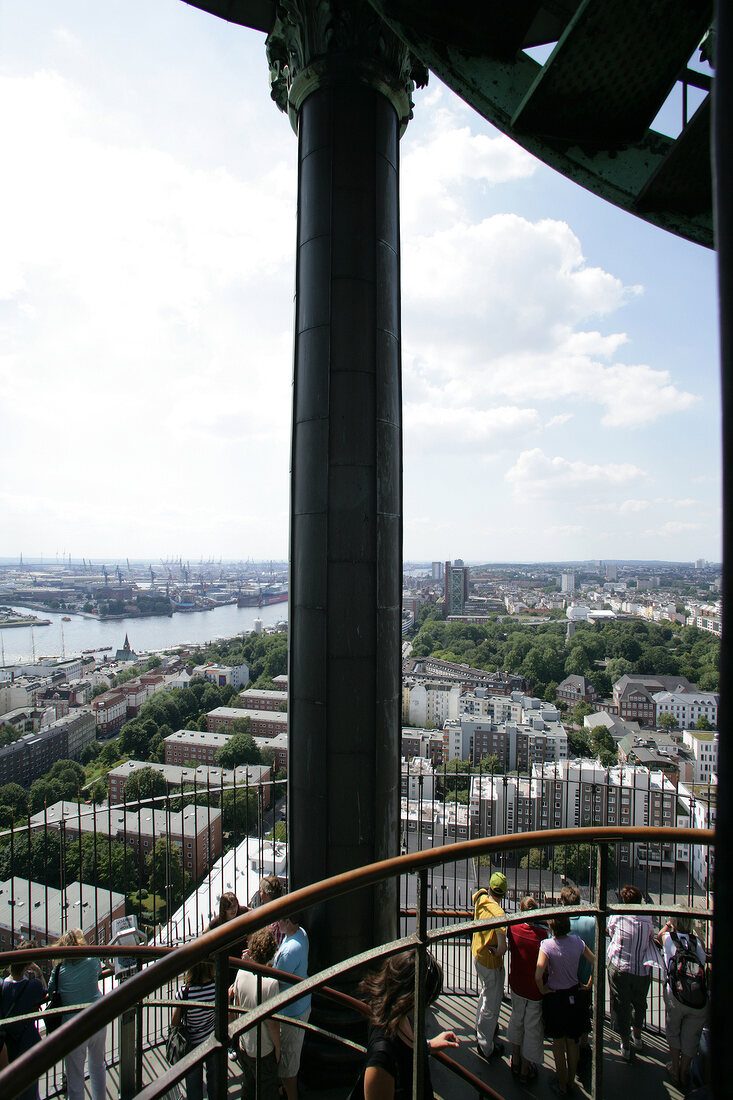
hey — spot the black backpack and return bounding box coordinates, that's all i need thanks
[668,931,707,1009]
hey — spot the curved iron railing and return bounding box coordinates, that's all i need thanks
[0,825,714,1100]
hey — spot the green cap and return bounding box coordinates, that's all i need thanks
[489,872,507,895]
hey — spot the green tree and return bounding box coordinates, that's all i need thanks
[80,741,101,765]
[444,789,469,804]
[29,778,63,814]
[221,787,260,833]
[98,739,122,768]
[124,767,168,807]
[0,783,29,818]
[144,655,162,670]
[266,822,287,842]
[216,732,260,769]
[696,715,713,731]
[572,701,594,726]
[519,848,547,870]
[657,712,677,731]
[0,829,63,886]
[567,728,592,758]
[146,838,187,910]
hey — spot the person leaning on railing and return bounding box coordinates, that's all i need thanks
[0,939,46,1100]
[170,958,218,1100]
[230,927,281,1100]
[353,950,458,1099]
[506,897,547,1084]
[658,914,709,1089]
[606,884,659,1062]
[535,914,595,1097]
[472,872,508,1061]
[46,929,107,1100]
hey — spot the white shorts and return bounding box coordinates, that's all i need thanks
[506,991,544,1065]
[278,1009,311,1078]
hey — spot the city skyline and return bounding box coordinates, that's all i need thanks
[1,1,721,562]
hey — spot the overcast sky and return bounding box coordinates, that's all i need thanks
[0,1,721,564]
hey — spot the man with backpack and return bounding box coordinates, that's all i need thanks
[659,915,708,1089]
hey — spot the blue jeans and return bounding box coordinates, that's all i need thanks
[184,1046,219,1100]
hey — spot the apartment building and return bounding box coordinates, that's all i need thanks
[470,762,678,868]
[32,800,222,880]
[404,681,461,727]
[195,663,250,690]
[654,691,719,730]
[238,688,287,712]
[0,878,125,950]
[91,690,127,737]
[253,732,288,771]
[612,674,697,727]
[677,782,716,890]
[401,757,436,800]
[681,729,719,781]
[206,707,287,738]
[556,675,599,709]
[107,759,272,808]
[401,729,444,765]
[165,728,230,767]
[0,718,71,787]
[443,702,567,770]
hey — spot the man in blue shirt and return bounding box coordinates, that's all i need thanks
[272,913,311,1099]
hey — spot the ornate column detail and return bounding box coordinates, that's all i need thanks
[266,0,428,133]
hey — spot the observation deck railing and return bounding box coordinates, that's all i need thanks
[0,825,714,1100]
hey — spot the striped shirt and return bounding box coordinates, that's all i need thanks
[606,914,656,975]
[177,980,216,1045]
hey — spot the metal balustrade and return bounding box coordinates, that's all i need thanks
[0,824,714,1100]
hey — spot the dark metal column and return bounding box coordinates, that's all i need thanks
[267,1,426,973]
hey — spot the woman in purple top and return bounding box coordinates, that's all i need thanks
[536,915,595,1096]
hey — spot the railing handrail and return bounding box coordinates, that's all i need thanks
[0,824,714,1099]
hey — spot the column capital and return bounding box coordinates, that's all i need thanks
[266,0,428,136]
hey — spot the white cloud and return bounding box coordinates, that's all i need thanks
[403,215,697,428]
[506,449,644,495]
[0,69,295,535]
[546,413,573,428]
[402,109,536,232]
[655,521,703,536]
[405,404,540,454]
[619,499,651,514]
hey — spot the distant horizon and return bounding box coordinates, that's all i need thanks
[0,555,720,569]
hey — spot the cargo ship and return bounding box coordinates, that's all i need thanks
[237,586,288,608]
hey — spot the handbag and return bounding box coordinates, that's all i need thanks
[165,987,190,1065]
[43,965,63,1035]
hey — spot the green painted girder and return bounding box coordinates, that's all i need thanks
[636,96,712,217]
[368,0,715,248]
[181,0,274,33]
[511,0,712,146]
[181,0,714,248]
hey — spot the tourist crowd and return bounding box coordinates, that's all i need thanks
[0,869,711,1100]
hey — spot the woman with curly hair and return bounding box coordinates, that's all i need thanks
[355,950,458,1099]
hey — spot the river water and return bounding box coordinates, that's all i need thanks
[1,601,288,665]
